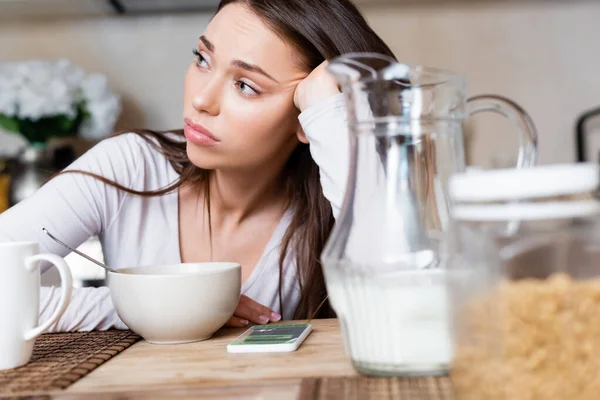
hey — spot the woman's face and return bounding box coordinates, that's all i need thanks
[183,3,309,171]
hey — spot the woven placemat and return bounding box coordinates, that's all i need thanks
[0,330,141,396]
[299,376,455,400]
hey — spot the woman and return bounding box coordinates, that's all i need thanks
[0,0,394,331]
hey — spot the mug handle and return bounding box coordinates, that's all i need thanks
[466,94,539,168]
[23,254,73,341]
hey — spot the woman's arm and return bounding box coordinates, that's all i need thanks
[0,134,145,331]
[40,285,127,332]
[0,134,143,256]
[296,61,383,227]
[299,93,349,220]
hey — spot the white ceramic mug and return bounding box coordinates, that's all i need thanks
[0,242,72,370]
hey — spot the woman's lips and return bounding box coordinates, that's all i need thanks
[183,118,220,146]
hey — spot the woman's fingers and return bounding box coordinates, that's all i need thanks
[224,316,250,328]
[234,295,282,325]
[224,296,282,328]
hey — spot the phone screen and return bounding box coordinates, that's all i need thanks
[231,324,310,345]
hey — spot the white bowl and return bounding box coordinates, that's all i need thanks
[108,262,241,344]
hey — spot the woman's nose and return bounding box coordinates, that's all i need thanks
[191,76,221,116]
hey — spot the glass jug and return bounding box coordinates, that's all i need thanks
[321,53,539,376]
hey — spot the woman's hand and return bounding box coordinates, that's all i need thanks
[225,295,282,327]
[294,60,340,113]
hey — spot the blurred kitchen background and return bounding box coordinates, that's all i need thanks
[1,0,600,285]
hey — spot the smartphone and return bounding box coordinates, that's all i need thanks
[226,323,312,353]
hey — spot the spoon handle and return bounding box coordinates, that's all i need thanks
[42,228,116,273]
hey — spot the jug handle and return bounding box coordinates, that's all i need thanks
[465,94,539,168]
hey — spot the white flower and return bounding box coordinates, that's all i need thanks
[0,59,121,140]
[8,60,80,120]
[78,73,121,140]
[57,59,85,90]
[81,73,110,101]
[78,93,121,141]
[0,64,23,118]
[0,82,19,118]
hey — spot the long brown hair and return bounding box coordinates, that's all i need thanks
[62,0,395,319]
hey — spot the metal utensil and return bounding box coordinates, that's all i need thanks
[42,228,118,274]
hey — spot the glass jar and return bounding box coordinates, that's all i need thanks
[448,163,600,400]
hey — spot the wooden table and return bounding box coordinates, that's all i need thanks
[47,319,452,399]
[61,319,356,398]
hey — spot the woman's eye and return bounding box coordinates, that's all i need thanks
[236,81,259,97]
[192,49,209,69]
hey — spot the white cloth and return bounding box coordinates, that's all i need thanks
[0,94,350,332]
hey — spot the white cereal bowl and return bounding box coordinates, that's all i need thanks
[108,262,241,345]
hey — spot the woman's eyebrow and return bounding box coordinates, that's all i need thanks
[231,60,279,83]
[199,35,215,52]
[199,34,279,83]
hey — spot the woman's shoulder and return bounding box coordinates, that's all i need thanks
[69,131,183,189]
[95,131,183,160]
[95,131,184,165]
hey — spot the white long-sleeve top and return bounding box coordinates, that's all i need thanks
[0,94,350,332]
